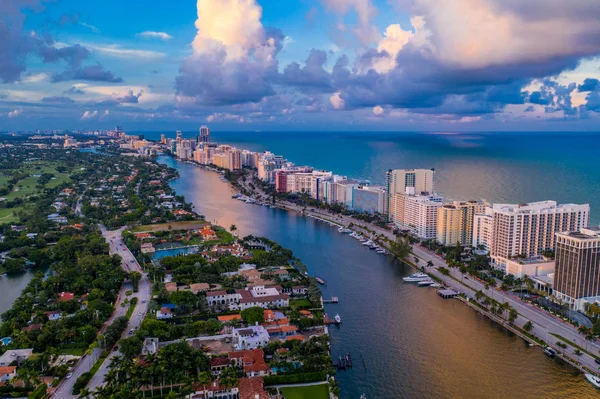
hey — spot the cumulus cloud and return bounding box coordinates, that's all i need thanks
[113,89,143,104]
[81,110,98,120]
[372,105,384,116]
[329,91,345,110]
[138,31,173,40]
[176,0,283,105]
[281,49,331,91]
[8,109,23,118]
[578,78,600,92]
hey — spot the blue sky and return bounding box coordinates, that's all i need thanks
[1,0,600,131]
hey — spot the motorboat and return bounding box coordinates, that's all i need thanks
[362,240,374,246]
[430,283,442,288]
[334,314,342,324]
[585,374,600,389]
[544,347,557,357]
[402,273,430,282]
[418,279,434,286]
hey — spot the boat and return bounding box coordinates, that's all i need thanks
[315,277,326,285]
[418,279,434,286]
[544,347,557,357]
[585,374,600,389]
[245,198,256,204]
[231,194,241,199]
[360,395,366,399]
[430,283,442,288]
[334,314,342,324]
[402,273,429,282]
[362,240,373,246]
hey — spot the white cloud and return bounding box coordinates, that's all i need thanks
[80,22,99,33]
[330,92,345,110]
[81,110,98,120]
[138,31,173,40]
[80,42,165,60]
[412,0,600,69]
[8,109,22,118]
[20,73,48,84]
[192,0,266,60]
[371,23,414,73]
[206,112,246,122]
[372,105,384,116]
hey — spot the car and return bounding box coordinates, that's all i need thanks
[129,329,133,335]
[66,373,73,379]
[595,359,600,365]
[138,312,142,316]
[141,299,146,303]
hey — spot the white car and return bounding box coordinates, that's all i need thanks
[66,373,73,379]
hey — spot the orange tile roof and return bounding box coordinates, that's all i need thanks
[286,335,304,342]
[0,366,16,375]
[280,325,298,333]
[218,314,242,322]
[239,377,269,399]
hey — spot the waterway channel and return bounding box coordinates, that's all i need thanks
[158,156,596,399]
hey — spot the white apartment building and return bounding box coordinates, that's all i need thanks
[487,201,589,268]
[473,209,494,251]
[284,171,333,200]
[392,192,442,239]
[352,185,386,214]
[385,169,435,220]
[257,152,288,183]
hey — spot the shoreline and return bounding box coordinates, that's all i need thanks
[174,156,600,379]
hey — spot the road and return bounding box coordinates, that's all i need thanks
[52,226,151,398]
[85,227,151,393]
[236,173,600,376]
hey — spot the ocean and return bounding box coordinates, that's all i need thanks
[140,131,600,224]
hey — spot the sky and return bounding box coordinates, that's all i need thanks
[1,0,600,132]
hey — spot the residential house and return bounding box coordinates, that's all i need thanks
[206,290,240,309]
[11,225,27,232]
[140,242,156,254]
[292,286,308,295]
[0,366,16,382]
[189,283,210,294]
[232,326,270,350]
[142,338,160,356]
[45,311,62,321]
[156,307,173,319]
[209,357,230,372]
[235,286,289,311]
[0,349,33,366]
[186,380,239,399]
[58,292,75,302]
[238,377,270,399]
[228,349,270,377]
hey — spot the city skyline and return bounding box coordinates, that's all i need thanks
[1,0,600,131]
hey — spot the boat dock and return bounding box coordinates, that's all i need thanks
[438,289,460,299]
[323,297,339,303]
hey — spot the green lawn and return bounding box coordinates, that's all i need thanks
[0,208,19,224]
[290,299,312,309]
[280,384,329,399]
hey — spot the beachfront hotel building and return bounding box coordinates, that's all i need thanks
[437,200,486,246]
[258,152,288,183]
[484,201,589,268]
[385,169,435,220]
[391,191,442,239]
[352,185,386,214]
[554,227,600,311]
[198,125,210,143]
[278,170,333,200]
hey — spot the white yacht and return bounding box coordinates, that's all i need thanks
[362,240,374,246]
[402,273,430,282]
[586,374,600,389]
[334,314,342,324]
[418,279,434,286]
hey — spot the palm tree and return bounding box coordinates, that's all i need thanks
[78,387,93,399]
[229,225,237,234]
[426,260,434,268]
[523,321,533,332]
